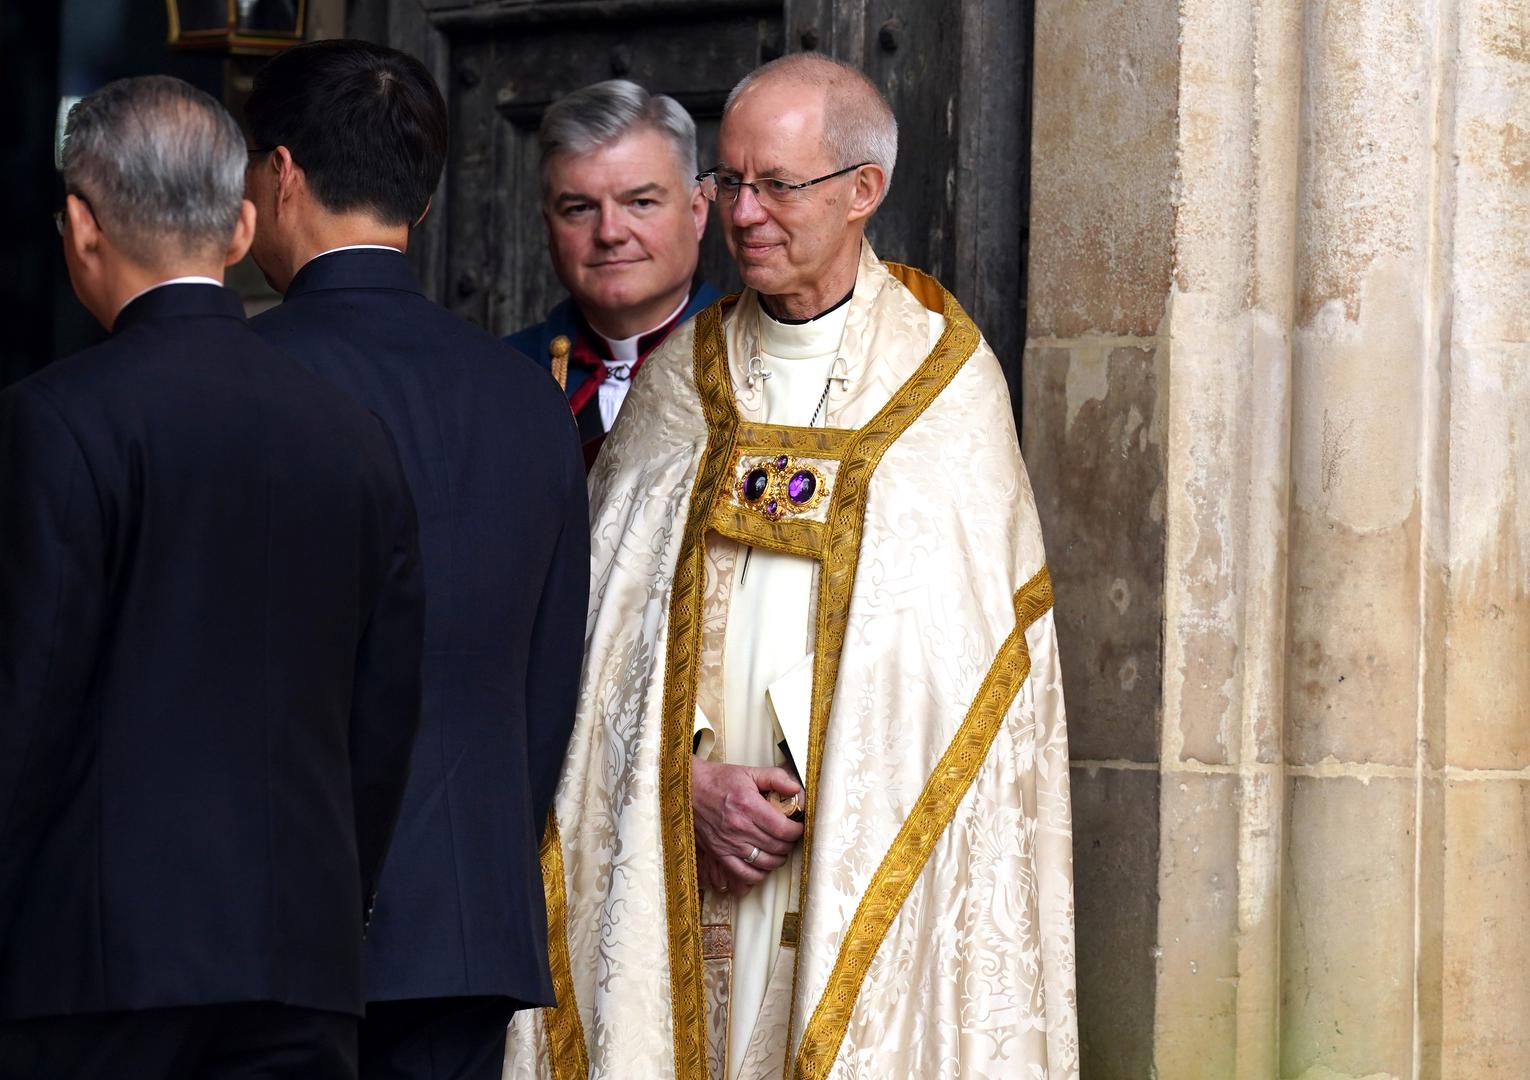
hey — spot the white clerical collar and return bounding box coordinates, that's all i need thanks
[595,292,690,368]
[307,243,405,266]
[759,293,852,361]
[117,275,223,316]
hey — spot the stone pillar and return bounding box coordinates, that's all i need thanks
[1025,1,1530,1077]
[1023,2,1178,1075]
[1430,3,1530,1074]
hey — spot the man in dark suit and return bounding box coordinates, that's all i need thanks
[243,40,589,1080]
[0,76,425,1079]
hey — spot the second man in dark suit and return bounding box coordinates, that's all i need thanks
[243,39,589,1080]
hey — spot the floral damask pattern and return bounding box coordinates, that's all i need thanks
[504,246,1076,1080]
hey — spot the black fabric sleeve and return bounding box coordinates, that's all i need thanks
[348,423,426,923]
[524,421,590,831]
[0,385,105,928]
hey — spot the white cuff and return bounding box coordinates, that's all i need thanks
[766,653,814,777]
[693,704,717,760]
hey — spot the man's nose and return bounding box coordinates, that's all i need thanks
[729,185,769,228]
[596,205,631,246]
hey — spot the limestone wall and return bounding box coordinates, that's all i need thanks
[1025,1,1530,1077]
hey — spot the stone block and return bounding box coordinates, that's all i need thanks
[1294,0,1435,326]
[1153,771,1240,1080]
[1285,507,1422,768]
[1023,343,1165,763]
[1442,342,1530,770]
[1070,764,1160,1079]
[1280,776,1415,1079]
[1445,0,1530,346]
[1027,0,1177,338]
[1437,778,1530,1077]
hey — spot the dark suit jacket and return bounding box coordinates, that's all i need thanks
[251,249,588,1008]
[0,283,424,1021]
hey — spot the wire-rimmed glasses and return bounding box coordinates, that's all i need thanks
[695,162,872,206]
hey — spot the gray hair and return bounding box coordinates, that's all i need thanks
[538,79,698,192]
[61,75,246,265]
[724,54,898,200]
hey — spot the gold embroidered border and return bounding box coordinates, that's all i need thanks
[790,566,1054,1080]
[780,912,801,950]
[658,300,741,1080]
[702,924,733,960]
[733,423,854,459]
[781,267,982,1070]
[708,504,826,558]
[539,813,589,1080]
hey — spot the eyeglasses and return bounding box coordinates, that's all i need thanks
[695,162,873,206]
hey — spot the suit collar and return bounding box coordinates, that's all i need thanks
[113,282,245,334]
[284,247,423,299]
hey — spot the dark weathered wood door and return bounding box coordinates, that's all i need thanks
[358,0,1029,405]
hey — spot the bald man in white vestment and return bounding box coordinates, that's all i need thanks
[508,53,1079,1080]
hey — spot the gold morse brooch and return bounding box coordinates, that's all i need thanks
[734,455,828,521]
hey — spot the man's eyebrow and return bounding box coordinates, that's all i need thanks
[553,182,667,205]
[716,164,795,178]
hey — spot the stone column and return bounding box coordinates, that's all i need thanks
[1025,1,1530,1077]
[1430,3,1530,1074]
[1023,2,1178,1075]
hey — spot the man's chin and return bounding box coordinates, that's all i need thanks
[737,265,784,294]
[577,285,652,316]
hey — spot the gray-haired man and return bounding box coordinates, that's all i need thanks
[0,75,423,1079]
[505,78,719,470]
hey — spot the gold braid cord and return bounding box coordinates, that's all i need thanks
[659,301,741,1080]
[791,566,1055,1080]
[539,812,590,1080]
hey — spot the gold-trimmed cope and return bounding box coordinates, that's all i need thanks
[790,566,1055,1080]
[659,267,984,1080]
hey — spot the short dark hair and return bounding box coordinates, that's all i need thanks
[245,39,447,227]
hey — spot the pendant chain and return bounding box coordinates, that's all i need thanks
[807,378,832,429]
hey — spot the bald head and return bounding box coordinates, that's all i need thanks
[724,53,898,201]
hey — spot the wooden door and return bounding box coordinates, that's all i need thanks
[361,0,1030,408]
[361,0,781,337]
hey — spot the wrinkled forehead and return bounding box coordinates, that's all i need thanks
[717,79,830,175]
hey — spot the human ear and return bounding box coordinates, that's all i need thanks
[65,193,100,263]
[690,183,709,240]
[225,199,257,266]
[846,164,887,224]
[271,146,302,211]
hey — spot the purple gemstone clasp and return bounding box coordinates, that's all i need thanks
[787,470,816,504]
